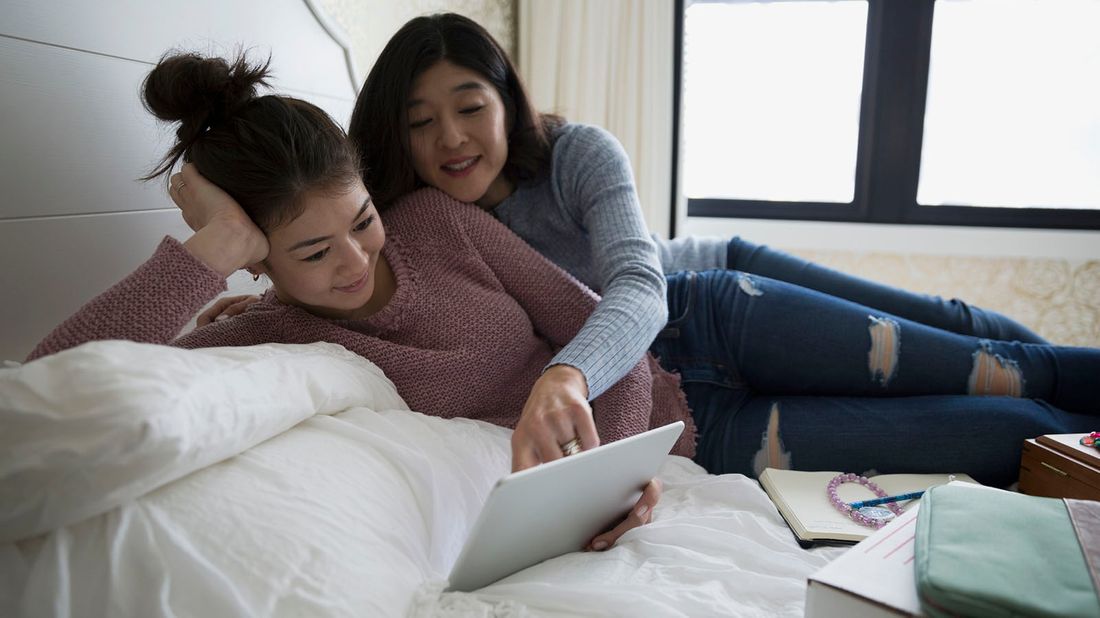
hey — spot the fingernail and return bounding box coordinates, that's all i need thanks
[592,540,609,551]
[636,505,649,519]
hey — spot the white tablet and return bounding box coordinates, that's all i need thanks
[446,421,685,592]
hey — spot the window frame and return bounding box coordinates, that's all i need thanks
[672,0,1100,233]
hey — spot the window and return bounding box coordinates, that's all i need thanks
[682,1,867,204]
[673,0,1100,230]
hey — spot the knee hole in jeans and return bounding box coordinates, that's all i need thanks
[867,316,900,387]
[968,343,1023,398]
[752,403,791,477]
[737,273,763,297]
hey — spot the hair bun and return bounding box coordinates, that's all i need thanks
[142,52,271,142]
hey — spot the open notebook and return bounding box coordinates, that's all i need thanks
[759,468,978,546]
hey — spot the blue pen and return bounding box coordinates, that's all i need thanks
[848,490,925,509]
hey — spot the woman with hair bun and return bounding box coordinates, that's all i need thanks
[30,52,667,550]
[172,16,1100,487]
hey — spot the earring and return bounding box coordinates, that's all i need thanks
[252,273,260,282]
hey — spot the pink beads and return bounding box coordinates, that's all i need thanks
[827,472,904,528]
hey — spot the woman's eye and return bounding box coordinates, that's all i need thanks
[303,249,328,263]
[353,215,375,232]
[460,105,485,115]
[409,118,431,129]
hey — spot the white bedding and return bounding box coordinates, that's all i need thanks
[0,341,842,617]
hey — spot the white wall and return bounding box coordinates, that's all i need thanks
[315,0,515,84]
[0,0,357,362]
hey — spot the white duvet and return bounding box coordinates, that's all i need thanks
[0,341,841,617]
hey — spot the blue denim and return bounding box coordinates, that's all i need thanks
[726,237,1048,343]
[649,270,1100,487]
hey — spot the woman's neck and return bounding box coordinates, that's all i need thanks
[474,175,516,210]
[350,253,396,319]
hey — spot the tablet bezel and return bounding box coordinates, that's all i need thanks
[445,421,685,592]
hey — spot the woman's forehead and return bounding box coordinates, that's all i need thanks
[272,185,371,237]
[409,61,492,101]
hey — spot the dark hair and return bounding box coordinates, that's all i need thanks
[142,52,360,231]
[349,12,562,208]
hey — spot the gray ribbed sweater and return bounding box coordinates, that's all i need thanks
[493,123,726,399]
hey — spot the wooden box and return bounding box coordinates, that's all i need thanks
[1019,434,1100,501]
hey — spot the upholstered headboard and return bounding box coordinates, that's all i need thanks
[0,0,359,361]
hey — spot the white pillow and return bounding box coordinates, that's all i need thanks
[0,340,407,542]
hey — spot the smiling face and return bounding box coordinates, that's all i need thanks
[406,60,515,208]
[255,180,389,319]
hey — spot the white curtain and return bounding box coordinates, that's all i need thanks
[518,0,675,239]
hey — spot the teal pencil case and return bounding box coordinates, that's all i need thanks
[914,483,1100,617]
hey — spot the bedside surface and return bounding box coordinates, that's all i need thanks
[1038,433,1100,467]
[1019,435,1100,501]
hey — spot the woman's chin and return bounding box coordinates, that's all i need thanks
[337,285,381,319]
[435,178,488,204]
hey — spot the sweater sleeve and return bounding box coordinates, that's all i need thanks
[546,125,668,399]
[446,192,652,442]
[27,237,238,361]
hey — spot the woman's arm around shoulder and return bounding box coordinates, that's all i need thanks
[547,123,669,400]
[440,190,655,469]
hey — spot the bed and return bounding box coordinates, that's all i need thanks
[1,340,843,617]
[0,2,845,616]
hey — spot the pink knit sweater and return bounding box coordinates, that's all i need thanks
[29,188,695,456]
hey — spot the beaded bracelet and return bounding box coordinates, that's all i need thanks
[827,472,904,528]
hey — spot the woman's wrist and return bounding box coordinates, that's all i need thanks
[542,364,590,400]
[182,221,265,278]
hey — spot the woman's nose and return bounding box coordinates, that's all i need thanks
[337,238,369,271]
[438,115,466,150]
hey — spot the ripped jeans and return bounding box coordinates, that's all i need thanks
[650,270,1100,487]
[724,236,1047,343]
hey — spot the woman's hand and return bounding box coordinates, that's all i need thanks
[511,366,661,549]
[198,294,262,326]
[170,163,241,232]
[171,163,268,277]
[587,478,662,551]
[511,364,599,472]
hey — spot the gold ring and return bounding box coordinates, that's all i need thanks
[560,437,582,457]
